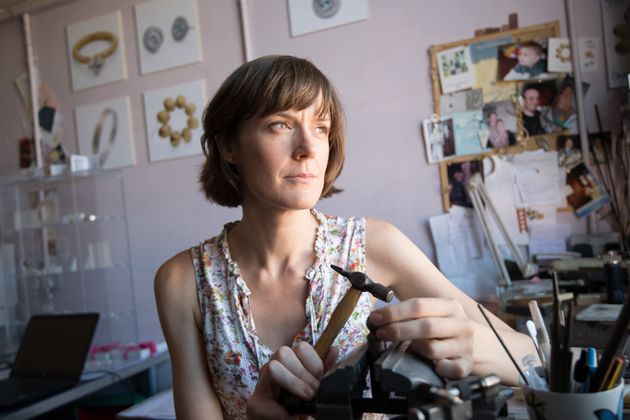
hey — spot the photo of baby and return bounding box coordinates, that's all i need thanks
[482,101,517,149]
[498,40,554,81]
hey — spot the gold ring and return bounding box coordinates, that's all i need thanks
[72,31,118,75]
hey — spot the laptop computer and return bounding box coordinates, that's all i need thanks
[0,313,99,408]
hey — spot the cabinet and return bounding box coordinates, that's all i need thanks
[0,169,138,358]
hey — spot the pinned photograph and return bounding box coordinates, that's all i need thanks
[482,100,517,149]
[437,45,475,94]
[422,116,455,163]
[565,162,609,218]
[288,0,368,37]
[469,36,515,103]
[498,40,554,81]
[520,80,557,136]
[444,110,485,156]
[66,11,127,91]
[548,37,573,72]
[75,96,135,169]
[588,131,612,164]
[143,79,206,162]
[556,135,582,167]
[578,37,600,72]
[134,0,202,75]
[447,160,483,208]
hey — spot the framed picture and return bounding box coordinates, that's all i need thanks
[143,79,206,162]
[75,96,135,169]
[287,0,368,37]
[601,0,630,88]
[134,0,202,75]
[66,11,127,91]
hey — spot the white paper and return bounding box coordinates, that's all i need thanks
[528,223,571,256]
[512,151,564,207]
[578,37,600,72]
[449,205,483,258]
[437,46,475,94]
[483,156,529,245]
[547,38,573,72]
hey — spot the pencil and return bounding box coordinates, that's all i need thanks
[603,357,624,391]
[590,295,630,392]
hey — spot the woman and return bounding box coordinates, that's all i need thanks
[154,55,536,419]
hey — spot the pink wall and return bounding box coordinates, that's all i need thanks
[0,0,617,341]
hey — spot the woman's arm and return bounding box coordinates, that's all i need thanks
[154,251,224,419]
[365,219,537,386]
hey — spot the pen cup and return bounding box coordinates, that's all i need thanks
[520,377,624,420]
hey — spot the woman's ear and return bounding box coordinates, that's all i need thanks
[216,135,238,164]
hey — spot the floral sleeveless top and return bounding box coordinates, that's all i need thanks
[191,210,375,419]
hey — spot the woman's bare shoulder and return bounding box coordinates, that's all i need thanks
[154,249,197,308]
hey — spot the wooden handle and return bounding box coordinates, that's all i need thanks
[314,287,362,360]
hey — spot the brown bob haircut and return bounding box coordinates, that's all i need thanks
[199,55,345,207]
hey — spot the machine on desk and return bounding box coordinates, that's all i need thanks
[284,329,513,420]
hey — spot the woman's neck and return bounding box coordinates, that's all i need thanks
[228,208,319,281]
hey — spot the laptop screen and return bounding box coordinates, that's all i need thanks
[11,313,99,380]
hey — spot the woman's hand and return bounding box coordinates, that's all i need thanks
[367,297,474,379]
[246,342,338,419]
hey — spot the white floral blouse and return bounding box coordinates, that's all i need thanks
[191,209,375,419]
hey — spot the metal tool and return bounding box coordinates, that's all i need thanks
[314,265,394,360]
[287,327,512,419]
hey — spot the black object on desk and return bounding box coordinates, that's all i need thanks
[0,313,99,408]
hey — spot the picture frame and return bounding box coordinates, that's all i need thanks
[428,21,562,210]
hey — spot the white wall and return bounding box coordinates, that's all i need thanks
[0,0,619,341]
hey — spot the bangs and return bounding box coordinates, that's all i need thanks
[257,60,336,120]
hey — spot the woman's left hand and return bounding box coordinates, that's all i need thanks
[367,297,474,379]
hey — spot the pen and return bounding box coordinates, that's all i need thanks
[586,347,597,391]
[528,300,551,373]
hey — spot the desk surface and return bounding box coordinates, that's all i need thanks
[0,350,169,420]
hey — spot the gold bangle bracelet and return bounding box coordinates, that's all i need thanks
[72,31,118,75]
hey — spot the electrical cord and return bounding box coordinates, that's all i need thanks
[83,369,137,406]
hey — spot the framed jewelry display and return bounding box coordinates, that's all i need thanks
[75,96,135,169]
[287,0,369,37]
[134,0,202,75]
[66,11,127,92]
[143,79,206,162]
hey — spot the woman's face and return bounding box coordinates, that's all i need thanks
[232,95,331,212]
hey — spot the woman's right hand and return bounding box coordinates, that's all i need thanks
[246,342,338,419]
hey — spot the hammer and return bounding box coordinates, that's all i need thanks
[314,264,394,360]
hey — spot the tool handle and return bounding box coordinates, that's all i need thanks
[314,287,362,360]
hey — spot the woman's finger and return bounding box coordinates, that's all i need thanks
[323,346,340,372]
[409,337,473,361]
[368,298,464,326]
[261,359,317,400]
[375,317,473,342]
[434,357,474,379]
[293,341,325,379]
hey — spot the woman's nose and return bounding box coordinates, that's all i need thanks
[292,127,317,159]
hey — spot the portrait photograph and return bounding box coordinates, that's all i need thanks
[482,100,517,149]
[556,134,582,167]
[497,39,554,81]
[447,159,483,208]
[588,131,611,164]
[422,117,455,163]
[519,80,557,137]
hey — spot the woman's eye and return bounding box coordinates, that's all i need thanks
[314,125,329,134]
[270,121,290,130]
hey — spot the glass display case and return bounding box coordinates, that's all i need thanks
[0,168,138,358]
